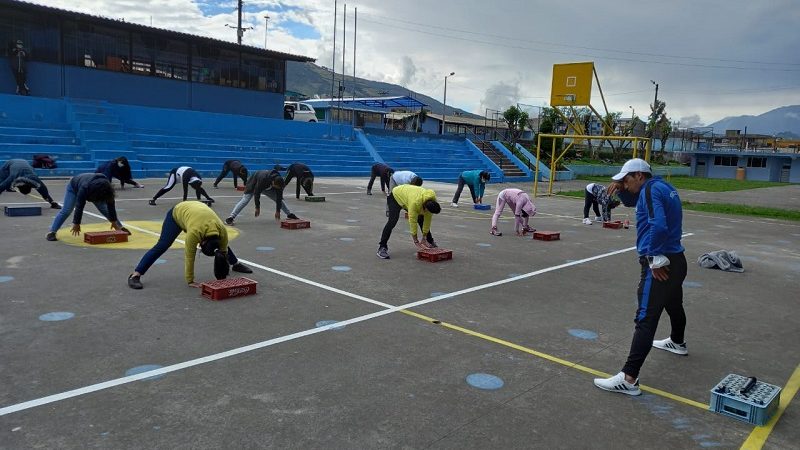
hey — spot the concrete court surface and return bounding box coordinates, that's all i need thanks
[0,177,798,449]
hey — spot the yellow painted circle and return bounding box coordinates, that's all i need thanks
[56,221,240,250]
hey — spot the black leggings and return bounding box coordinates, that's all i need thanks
[213,163,247,188]
[368,166,390,193]
[583,190,601,218]
[379,194,434,248]
[622,252,688,378]
[452,175,476,204]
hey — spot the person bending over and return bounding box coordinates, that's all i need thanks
[149,166,213,205]
[46,173,128,241]
[127,201,252,289]
[377,184,441,260]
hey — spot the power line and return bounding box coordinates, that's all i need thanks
[357,16,800,72]
[359,12,800,67]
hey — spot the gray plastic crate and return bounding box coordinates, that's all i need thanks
[709,374,781,426]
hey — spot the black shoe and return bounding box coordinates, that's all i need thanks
[207,198,215,203]
[128,274,143,289]
[148,199,157,206]
[225,217,235,226]
[231,263,253,274]
[367,191,372,195]
[427,241,438,248]
[50,202,62,209]
[120,226,132,235]
[377,246,390,259]
[287,213,299,220]
[46,231,57,241]
[213,184,218,189]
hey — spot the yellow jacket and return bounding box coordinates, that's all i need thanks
[172,201,228,283]
[392,185,437,237]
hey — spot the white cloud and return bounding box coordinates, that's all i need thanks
[30,0,800,122]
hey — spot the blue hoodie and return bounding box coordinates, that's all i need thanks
[629,177,684,257]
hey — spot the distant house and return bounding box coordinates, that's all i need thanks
[301,96,427,129]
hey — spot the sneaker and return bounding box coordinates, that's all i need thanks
[50,201,62,209]
[120,226,132,235]
[287,213,299,220]
[134,184,145,189]
[45,231,57,241]
[212,184,218,189]
[225,217,235,225]
[522,226,536,234]
[595,216,602,222]
[582,218,593,225]
[206,198,215,203]
[427,241,438,248]
[148,199,157,206]
[367,190,372,195]
[231,263,253,274]
[652,337,688,355]
[451,202,459,208]
[127,274,143,290]
[376,246,390,259]
[490,227,503,236]
[593,372,641,396]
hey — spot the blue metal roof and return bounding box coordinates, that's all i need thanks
[305,96,427,110]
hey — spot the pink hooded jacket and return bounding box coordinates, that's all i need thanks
[491,188,536,233]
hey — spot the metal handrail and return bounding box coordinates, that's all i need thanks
[466,129,508,170]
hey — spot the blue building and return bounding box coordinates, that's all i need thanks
[0,0,313,118]
[690,151,799,183]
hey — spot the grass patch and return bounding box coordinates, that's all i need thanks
[575,175,789,192]
[556,192,800,221]
[682,202,800,221]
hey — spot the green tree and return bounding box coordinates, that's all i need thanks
[646,99,671,160]
[502,105,530,149]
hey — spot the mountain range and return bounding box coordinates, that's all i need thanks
[288,62,800,137]
[286,62,483,119]
[706,105,800,138]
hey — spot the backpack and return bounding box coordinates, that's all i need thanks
[32,154,57,169]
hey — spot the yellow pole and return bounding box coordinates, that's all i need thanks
[548,136,557,195]
[632,138,638,159]
[645,139,651,162]
[534,134,542,198]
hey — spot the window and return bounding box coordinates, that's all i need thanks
[0,9,60,63]
[714,156,737,166]
[746,157,767,168]
[63,22,129,70]
[299,104,311,111]
[131,34,188,80]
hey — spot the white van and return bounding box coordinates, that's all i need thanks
[283,101,318,122]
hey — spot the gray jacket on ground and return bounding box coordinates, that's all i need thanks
[698,250,744,273]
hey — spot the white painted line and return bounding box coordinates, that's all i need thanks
[1,213,694,417]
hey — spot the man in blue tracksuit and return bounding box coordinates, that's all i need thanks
[593,158,687,396]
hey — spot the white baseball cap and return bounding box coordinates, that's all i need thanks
[612,158,652,181]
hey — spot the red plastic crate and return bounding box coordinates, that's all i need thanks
[83,230,129,244]
[236,186,245,191]
[532,231,560,241]
[417,247,453,262]
[201,277,258,300]
[603,221,624,229]
[281,219,310,229]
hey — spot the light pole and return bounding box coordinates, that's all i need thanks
[650,80,659,124]
[442,71,455,135]
[263,15,270,49]
[628,105,634,120]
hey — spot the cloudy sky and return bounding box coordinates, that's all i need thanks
[34,0,800,126]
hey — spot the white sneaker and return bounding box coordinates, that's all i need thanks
[582,218,593,225]
[593,372,641,396]
[451,202,459,208]
[595,216,602,222]
[652,337,688,355]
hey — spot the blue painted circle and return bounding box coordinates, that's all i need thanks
[125,364,165,381]
[256,246,275,251]
[345,219,359,223]
[568,329,598,340]
[39,311,75,321]
[339,237,355,241]
[316,320,346,331]
[466,373,504,390]
[431,292,448,297]
[683,281,703,288]
[154,259,167,265]
[476,243,492,247]
[332,266,352,272]
[0,276,14,283]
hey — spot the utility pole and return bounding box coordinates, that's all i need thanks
[442,72,455,135]
[263,15,269,49]
[237,0,243,44]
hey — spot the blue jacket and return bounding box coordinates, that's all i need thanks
[625,177,684,257]
[0,159,54,202]
[68,173,118,225]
